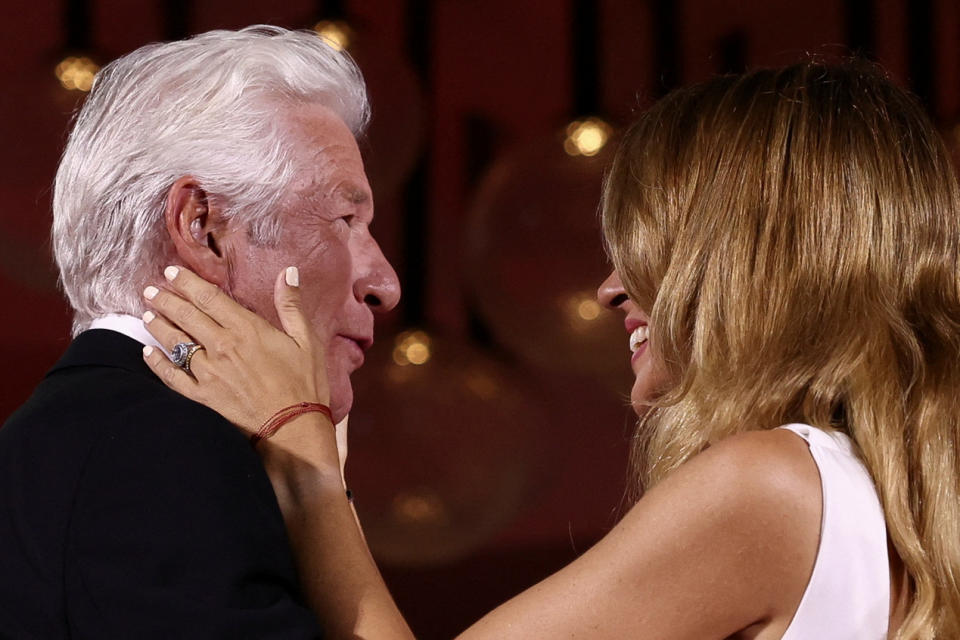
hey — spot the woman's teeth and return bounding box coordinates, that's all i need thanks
[630,326,649,353]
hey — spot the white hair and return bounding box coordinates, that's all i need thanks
[53,25,370,335]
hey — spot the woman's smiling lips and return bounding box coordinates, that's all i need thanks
[625,319,649,366]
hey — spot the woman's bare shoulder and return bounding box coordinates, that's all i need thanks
[636,427,823,577]
[692,427,823,504]
[620,428,823,635]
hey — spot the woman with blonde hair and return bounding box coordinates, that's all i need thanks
[142,60,960,638]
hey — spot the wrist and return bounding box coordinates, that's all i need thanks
[257,412,342,475]
[252,401,332,445]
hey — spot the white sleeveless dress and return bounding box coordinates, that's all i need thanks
[778,423,889,639]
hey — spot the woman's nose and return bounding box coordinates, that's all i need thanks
[597,270,628,310]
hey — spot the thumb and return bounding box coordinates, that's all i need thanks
[273,266,312,346]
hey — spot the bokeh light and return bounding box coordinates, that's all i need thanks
[392,329,432,366]
[572,294,602,321]
[392,490,449,526]
[55,56,99,92]
[563,117,612,156]
[313,20,353,51]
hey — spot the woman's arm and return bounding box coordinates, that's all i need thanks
[258,416,412,639]
[457,429,821,639]
[142,266,822,640]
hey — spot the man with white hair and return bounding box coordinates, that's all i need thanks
[0,26,399,636]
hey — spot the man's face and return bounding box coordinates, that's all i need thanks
[223,104,400,422]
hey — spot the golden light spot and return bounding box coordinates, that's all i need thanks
[577,298,601,320]
[313,20,353,51]
[564,291,605,327]
[55,56,99,92]
[406,342,430,365]
[563,117,612,157]
[392,490,448,526]
[392,330,432,366]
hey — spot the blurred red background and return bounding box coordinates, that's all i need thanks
[2,1,959,637]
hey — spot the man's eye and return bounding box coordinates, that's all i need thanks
[338,215,355,227]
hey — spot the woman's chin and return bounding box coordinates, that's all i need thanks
[629,368,668,416]
[630,385,654,416]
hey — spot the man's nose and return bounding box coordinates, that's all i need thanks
[597,270,628,310]
[355,237,401,312]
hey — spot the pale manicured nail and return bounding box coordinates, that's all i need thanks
[285,266,300,287]
[164,266,180,281]
[143,286,159,300]
[143,311,155,323]
[142,346,154,357]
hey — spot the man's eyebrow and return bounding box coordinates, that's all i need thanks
[296,183,370,208]
[341,185,370,205]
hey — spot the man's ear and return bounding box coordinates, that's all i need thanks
[164,176,230,286]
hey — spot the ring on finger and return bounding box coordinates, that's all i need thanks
[171,341,204,374]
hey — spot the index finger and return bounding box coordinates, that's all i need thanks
[162,265,249,329]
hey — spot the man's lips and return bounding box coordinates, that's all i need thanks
[338,333,373,351]
[336,333,372,361]
[333,335,368,370]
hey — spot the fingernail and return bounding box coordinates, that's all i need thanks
[142,346,154,357]
[164,266,180,281]
[143,286,159,300]
[285,266,299,287]
[143,311,155,323]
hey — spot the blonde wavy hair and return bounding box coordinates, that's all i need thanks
[602,61,960,638]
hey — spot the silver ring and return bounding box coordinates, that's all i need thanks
[171,341,204,374]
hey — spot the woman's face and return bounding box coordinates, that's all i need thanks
[597,270,668,413]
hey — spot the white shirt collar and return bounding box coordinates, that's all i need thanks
[88,313,164,351]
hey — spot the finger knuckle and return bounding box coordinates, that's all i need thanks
[195,286,221,310]
[208,338,237,360]
[207,339,226,358]
[178,303,196,324]
[161,366,179,385]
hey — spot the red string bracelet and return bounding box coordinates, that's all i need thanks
[250,401,332,446]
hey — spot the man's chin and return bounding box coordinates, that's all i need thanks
[329,384,353,424]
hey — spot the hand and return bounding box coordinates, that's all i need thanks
[140,265,329,437]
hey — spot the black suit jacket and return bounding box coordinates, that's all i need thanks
[0,330,323,638]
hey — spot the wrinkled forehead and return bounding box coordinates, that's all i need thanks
[279,105,371,199]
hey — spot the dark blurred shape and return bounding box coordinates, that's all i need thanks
[348,331,549,566]
[464,128,629,383]
[716,29,748,74]
[844,0,875,59]
[907,0,935,111]
[399,0,432,326]
[651,0,680,95]
[571,0,601,115]
[65,0,91,50]
[163,0,191,40]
